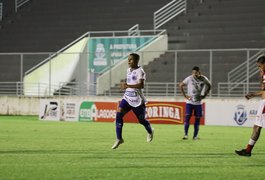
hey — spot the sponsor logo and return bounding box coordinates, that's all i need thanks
[249,109,257,117]
[132,75,137,81]
[125,91,137,97]
[146,103,184,123]
[62,102,76,121]
[41,101,58,120]
[94,43,107,66]
[79,102,116,122]
[234,105,247,125]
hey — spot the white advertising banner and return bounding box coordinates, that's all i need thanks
[39,99,79,121]
[40,98,261,127]
[39,99,118,122]
[205,99,259,127]
[39,99,62,121]
[60,100,80,121]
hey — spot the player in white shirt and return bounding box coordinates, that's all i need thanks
[112,53,154,149]
[179,66,211,140]
[236,55,265,157]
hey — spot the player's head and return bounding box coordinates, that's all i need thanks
[128,53,140,68]
[192,66,201,78]
[257,55,265,71]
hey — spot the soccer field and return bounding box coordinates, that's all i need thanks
[0,116,265,180]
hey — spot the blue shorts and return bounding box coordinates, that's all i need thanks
[119,99,145,117]
[186,103,202,117]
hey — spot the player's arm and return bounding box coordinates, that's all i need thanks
[245,91,263,100]
[179,82,190,100]
[121,79,144,89]
[201,81,212,99]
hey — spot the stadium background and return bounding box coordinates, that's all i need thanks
[0,0,265,179]
[0,0,264,125]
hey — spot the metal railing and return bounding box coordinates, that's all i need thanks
[128,24,140,36]
[145,82,177,97]
[100,48,263,97]
[57,82,96,96]
[105,82,179,97]
[154,0,186,29]
[228,49,265,91]
[218,82,260,97]
[0,82,97,96]
[15,0,31,12]
[0,81,179,97]
[1,48,264,97]
[0,2,3,21]
[0,81,262,97]
[25,29,166,76]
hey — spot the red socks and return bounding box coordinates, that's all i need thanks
[246,144,254,153]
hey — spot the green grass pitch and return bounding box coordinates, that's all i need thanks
[0,116,265,180]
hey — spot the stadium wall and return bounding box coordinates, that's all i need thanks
[0,96,259,127]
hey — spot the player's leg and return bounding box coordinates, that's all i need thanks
[235,125,262,156]
[132,104,154,142]
[193,104,202,140]
[247,125,262,151]
[235,101,265,156]
[112,99,131,149]
[183,103,192,139]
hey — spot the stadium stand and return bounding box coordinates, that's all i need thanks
[0,0,264,95]
[0,0,170,52]
[167,0,265,49]
[143,0,265,95]
[0,0,170,82]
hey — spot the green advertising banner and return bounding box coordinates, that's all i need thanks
[88,36,153,73]
[79,101,96,122]
[79,101,117,122]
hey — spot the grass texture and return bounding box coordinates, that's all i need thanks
[0,116,265,180]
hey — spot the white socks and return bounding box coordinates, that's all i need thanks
[248,138,256,146]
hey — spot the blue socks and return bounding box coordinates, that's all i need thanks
[139,118,153,134]
[132,106,153,134]
[184,115,191,136]
[184,115,200,138]
[115,112,124,140]
[193,117,200,138]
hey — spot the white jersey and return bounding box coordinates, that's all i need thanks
[182,75,211,105]
[123,66,147,107]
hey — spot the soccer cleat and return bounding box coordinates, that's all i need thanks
[182,135,188,140]
[147,128,154,142]
[235,149,251,157]
[111,138,124,149]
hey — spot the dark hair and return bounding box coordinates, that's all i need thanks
[130,53,140,61]
[257,55,265,64]
[192,66,200,71]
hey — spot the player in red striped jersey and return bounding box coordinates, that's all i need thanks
[235,55,265,157]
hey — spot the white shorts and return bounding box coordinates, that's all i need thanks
[254,99,265,128]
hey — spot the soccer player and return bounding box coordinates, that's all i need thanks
[111,53,154,149]
[179,66,211,140]
[235,55,265,157]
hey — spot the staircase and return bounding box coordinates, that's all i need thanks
[0,0,170,52]
[143,0,265,95]
[0,0,170,82]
